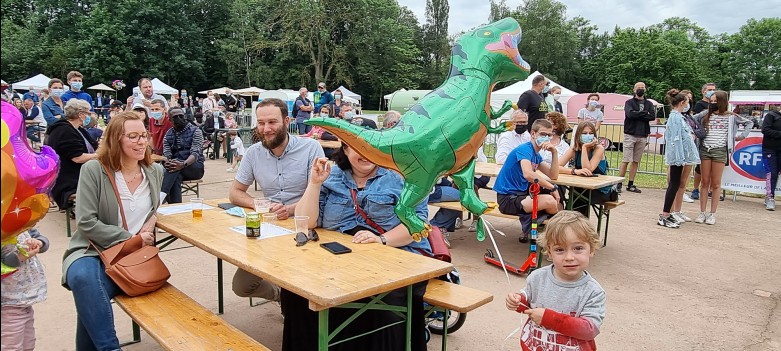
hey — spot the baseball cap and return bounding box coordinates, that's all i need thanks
[132,102,149,114]
[168,108,185,118]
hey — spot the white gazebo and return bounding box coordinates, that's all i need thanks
[490,71,577,116]
[234,87,266,96]
[332,85,361,104]
[87,83,116,92]
[12,74,52,91]
[198,87,232,95]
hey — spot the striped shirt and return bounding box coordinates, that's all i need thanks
[702,113,730,149]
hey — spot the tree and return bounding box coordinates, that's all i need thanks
[488,0,510,22]
[723,18,781,90]
[420,0,449,88]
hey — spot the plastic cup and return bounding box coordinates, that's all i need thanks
[261,213,277,236]
[294,216,309,234]
[191,198,204,221]
[254,198,271,213]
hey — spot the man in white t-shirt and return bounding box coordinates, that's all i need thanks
[495,110,531,164]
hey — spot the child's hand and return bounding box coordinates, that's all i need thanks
[523,308,545,324]
[505,293,523,311]
[24,238,43,252]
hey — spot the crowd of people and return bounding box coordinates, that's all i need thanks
[2,69,780,351]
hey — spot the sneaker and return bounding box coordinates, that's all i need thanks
[468,221,478,232]
[657,214,680,228]
[670,212,685,224]
[226,167,234,172]
[674,212,692,222]
[705,213,716,225]
[616,183,623,194]
[519,233,529,243]
[691,189,700,200]
[454,218,463,230]
[720,193,725,201]
[682,193,695,203]
[439,228,451,248]
[767,198,776,211]
[694,212,706,224]
[626,184,642,193]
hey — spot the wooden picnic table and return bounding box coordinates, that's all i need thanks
[319,140,341,149]
[155,198,453,350]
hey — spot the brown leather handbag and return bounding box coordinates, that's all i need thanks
[91,164,170,296]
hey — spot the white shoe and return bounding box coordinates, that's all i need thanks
[468,221,478,232]
[226,167,234,172]
[705,212,716,225]
[694,212,706,224]
[682,193,695,203]
[674,212,691,222]
[767,198,776,211]
[454,218,463,229]
[670,212,685,224]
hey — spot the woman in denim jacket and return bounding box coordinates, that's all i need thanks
[288,143,431,351]
[658,89,701,228]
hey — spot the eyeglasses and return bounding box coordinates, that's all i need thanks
[537,132,553,137]
[124,132,150,142]
[294,229,319,247]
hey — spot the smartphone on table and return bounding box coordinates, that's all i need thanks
[320,242,352,255]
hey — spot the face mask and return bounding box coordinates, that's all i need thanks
[636,89,645,97]
[542,85,550,94]
[181,92,187,97]
[589,101,599,107]
[514,124,527,135]
[344,111,355,120]
[51,88,64,98]
[334,94,342,99]
[709,103,719,112]
[705,91,715,98]
[682,104,690,113]
[320,113,329,118]
[552,93,561,101]
[82,113,91,126]
[71,82,83,91]
[535,135,551,145]
[150,111,164,120]
[172,117,187,131]
[580,134,595,143]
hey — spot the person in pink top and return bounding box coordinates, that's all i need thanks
[301,105,337,141]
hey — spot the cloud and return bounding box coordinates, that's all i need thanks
[397,0,781,35]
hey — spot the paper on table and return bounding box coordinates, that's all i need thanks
[229,223,293,239]
[157,203,215,215]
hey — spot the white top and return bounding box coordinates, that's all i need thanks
[231,136,246,156]
[495,130,532,164]
[114,170,153,234]
[539,138,571,165]
[577,108,604,123]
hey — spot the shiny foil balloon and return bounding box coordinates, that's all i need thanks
[1,101,59,276]
[307,18,531,242]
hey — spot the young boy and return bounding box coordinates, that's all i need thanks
[494,119,562,242]
[505,211,606,351]
[226,131,245,172]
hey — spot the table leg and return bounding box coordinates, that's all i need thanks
[441,309,449,351]
[319,309,330,351]
[227,143,233,164]
[213,132,219,160]
[406,285,413,351]
[217,258,224,315]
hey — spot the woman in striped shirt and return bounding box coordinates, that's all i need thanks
[693,90,753,225]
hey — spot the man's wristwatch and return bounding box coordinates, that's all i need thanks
[379,235,387,245]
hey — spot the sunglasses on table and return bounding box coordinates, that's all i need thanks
[295,229,320,246]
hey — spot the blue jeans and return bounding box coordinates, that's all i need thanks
[296,122,311,135]
[66,256,122,351]
[429,186,461,232]
[161,162,204,204]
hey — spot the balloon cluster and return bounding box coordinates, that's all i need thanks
[112,79,126,90]
[1,101,59,277]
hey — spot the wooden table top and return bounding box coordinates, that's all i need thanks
[474,162,623,190]
[318,140,341,149]
[156,199,453,311]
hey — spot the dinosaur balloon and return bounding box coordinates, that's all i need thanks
[307,18,531,241]
[1,101,60,277]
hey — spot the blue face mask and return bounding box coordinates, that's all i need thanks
[535,135,551,145]
[344,111,355,120]
[682,104,690,113]
[542,85,550,94]
[82,113,91,127]
[51,88,64,98]
[580,134,595,143]
[319,113,329,118]
[589,101,599,107]
[150,111,164,120]
[705,91,715,98]
[70,82,83,91]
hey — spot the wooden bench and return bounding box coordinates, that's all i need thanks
[181,179,203,198]
[592,199,625,247]
[423,279,493,351]
[114,283,270,351]
[430,201,518,220]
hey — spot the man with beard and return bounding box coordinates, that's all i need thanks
[228,98,323,302]
[160,110,205,203]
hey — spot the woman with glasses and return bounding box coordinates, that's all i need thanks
[62,111,164,350]
[289,144,433,351]
[45,99,99,211]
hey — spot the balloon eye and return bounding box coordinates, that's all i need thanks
[484,31,491,36]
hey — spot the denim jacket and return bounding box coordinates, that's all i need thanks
[665,110,700,166]
[318,166,432,255]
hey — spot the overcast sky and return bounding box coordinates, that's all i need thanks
[397,0,781,36]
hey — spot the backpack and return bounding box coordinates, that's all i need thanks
[292,96,309,117]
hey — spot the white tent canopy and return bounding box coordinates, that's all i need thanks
[149,78,177,95]
[198,87,232,95]
[12,74,51,91]
[384,88,406,100]
[332,85,361,103]
[233,87,266,96]
[490,71,577,117]
[87,83,115,92]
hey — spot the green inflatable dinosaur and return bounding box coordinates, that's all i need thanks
[306,18,531,242]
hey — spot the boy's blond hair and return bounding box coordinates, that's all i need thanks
[538,211,600,254]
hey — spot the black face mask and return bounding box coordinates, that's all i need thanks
[172,116,187,131]
[636,89,645,97]
[515,124,528,135]
[709,103,719,112]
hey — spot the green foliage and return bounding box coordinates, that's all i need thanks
[723,18,781,90]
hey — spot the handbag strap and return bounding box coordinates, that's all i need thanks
[100,163,128,231]
[349,188,386,235]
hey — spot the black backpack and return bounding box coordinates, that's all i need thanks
[292,96,309,117]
